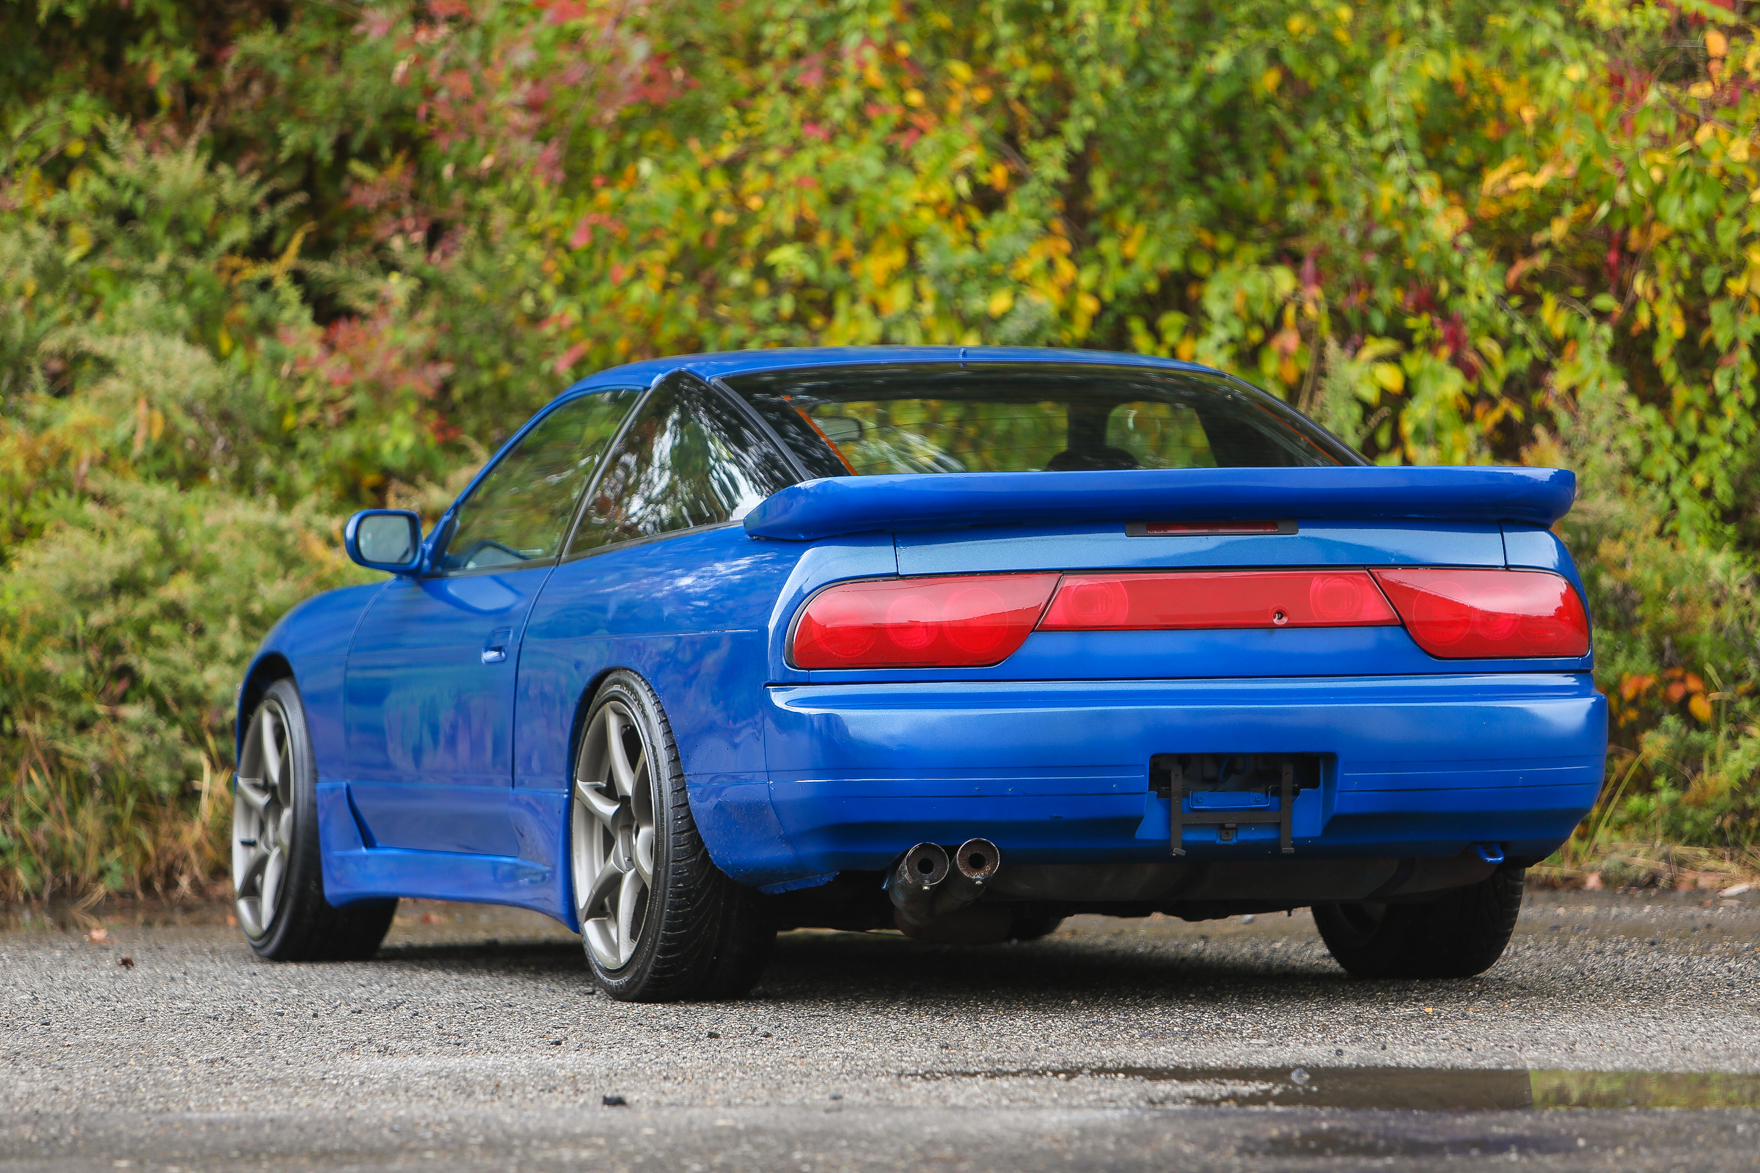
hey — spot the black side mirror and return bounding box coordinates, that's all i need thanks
[345,510,423,574]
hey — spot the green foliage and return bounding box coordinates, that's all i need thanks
[2,0,1758,897]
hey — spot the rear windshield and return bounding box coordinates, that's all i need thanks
[722,363,1359,479]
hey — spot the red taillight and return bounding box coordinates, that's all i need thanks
[1141,520,1281,536]
[1371,568,1589,658]
[1037,570,1397,630]
[791,574,1060,669]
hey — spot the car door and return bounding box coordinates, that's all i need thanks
[513,372,803,834]
[342,387,641,856]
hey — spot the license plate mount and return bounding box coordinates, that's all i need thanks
[1149,753,1324,856]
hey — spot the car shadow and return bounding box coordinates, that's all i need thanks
[370,924,1437,1003]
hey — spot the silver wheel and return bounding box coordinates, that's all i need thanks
[233,698,294,939]
[571,699,657,970]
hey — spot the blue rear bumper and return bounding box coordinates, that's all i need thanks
[690,673,1606,889]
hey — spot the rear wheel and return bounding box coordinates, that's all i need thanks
[1313,866,1526,979]
[232,678,396,961]
[569,671,773,1001]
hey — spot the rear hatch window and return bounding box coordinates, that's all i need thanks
[722,362,1360,478]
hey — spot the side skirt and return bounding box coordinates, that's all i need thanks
[315,781,575,927]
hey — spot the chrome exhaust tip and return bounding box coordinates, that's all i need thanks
[885,842,951,925]
[954,838,1000,882]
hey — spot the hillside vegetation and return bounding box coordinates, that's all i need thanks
[2,0,1757,900]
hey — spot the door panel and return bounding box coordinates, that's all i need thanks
[343,568,549,853]
[342,386,642,856]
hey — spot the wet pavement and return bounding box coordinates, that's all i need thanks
[1,888,1756,1169]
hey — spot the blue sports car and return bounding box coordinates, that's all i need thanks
[231,347,1606,1000]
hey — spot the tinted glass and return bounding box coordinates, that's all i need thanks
[570,376,797,554]
[440,388,641,572]
[730,363,1357,474]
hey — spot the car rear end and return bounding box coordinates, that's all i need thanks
[713,357,1605,962]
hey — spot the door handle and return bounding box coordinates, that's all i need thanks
[481,627,512,664]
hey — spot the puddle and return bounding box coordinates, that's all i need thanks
[907,1066,1760,1110]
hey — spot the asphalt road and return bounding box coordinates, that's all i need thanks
[3,888,1757,1171]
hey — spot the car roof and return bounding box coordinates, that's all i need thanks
[555,346,1221,400]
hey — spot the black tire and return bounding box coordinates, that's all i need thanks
[1313,865,1526,979]
[232,678,396,961]
[569,671,775,1002]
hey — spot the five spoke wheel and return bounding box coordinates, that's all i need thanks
[233,697,295,939]
[572,699,657,970]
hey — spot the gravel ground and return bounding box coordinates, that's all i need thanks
[2,888,1756,1170]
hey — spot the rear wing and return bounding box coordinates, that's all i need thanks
[741,466,1575,542]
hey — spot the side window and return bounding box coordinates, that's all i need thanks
[440,388,641,573]
[571,377,797,554]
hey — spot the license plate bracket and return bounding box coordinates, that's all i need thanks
[1149,753,1323,856]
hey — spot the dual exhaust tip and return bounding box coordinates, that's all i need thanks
[885,839,1001,927]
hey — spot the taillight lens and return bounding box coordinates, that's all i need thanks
[791,574,1060,669]
[1038,570,1397,630]
[1371,568,1589,658]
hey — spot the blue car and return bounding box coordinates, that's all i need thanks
[230,347,1606,1000]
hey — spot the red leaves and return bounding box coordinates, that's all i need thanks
[294,308,452,413]
[568,212,624,249]
[551,341,590,375]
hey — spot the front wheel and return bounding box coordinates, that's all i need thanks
[1313,865,1526,980]
[569,671,774,1001]
[232,678,396,960]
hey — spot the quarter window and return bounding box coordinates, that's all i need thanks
[440,388,641,573]
[570,376,796,554]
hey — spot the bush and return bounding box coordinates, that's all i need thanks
[3,0,1758,898]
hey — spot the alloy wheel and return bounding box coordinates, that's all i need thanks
[572,700,657,970]
[233,699,295,939]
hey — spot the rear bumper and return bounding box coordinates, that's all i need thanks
[688,673,1606,889]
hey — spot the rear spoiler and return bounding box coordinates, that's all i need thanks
[741,466,1575,542]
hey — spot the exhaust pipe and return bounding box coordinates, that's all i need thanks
[885,842,950,926]
[933,838,1001,917]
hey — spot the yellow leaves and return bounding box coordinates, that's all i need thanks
[1690,693,1715,724]
[1286,14,1308,36]
[1732,137,1753,164]
[1480,155,1526,195]
[1371,363,1405,393]
[971,84,993,103]
[65,138,85,158]
[745,194,764,211]
[1695,122,1717,147]
[1687,81,1715,100]
[1261,67,1283,95]
[131,398,165,458]
[946,60,973,83]
[66,222,93,261]
[904,89,925,108]
[1175,336,1197,362]
[987,288,1014,317]
[1121,221,1146,261]
[1706,29,1728,60]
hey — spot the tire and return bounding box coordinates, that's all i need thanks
[569,671,775,1002]
[1313,865,1526,979]
[232,678,396,961]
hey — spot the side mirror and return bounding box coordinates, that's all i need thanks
[344,510,423,574]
